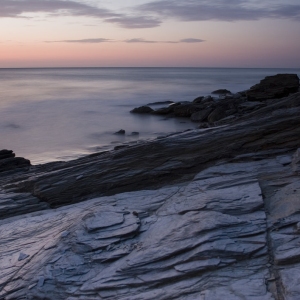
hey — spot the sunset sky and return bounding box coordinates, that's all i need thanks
[1,0,300,68]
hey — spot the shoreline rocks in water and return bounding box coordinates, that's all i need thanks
[247,73,300,101]
[129,73,300,127]
[0,149,30,173]
[211,88,232,94]
[1,74,300,299]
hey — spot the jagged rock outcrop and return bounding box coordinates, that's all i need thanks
[247,74,299,101]
[1,92,298,211]
[0,150,30,173]
[211,88,232,94]
[130,106,153,114]
[130,74,299,125]
[1,148,300,299]
[1,83,300,299]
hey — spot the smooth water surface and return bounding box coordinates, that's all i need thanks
[1,68,299,164]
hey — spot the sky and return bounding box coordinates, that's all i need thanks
[1,0,300,68]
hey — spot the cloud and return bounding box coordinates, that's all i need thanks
[180,38,205,43]
[136,0,300,22]
[45,37,205,44]
[0,0,162,28]
[105,16,161,29]
[46,38,112,43]
[0,0,118,19]
[125,38,157,43]
[1,0,300,33]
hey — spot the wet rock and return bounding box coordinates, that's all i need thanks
[247,74,299,101]
[1,90,300,299]
[0,156,288,300]
[18,252,29,261]
[151,106,174,115]
[232,92,242,99]
[0,192,49,220]
[130,106,154,114]
[239,101,266,112]
[147,100,174,106]
[173,103,201,117]
[193,96,204,103]
[190,108,213,122]
[1,92,299,212]
[211,89,232,95]
[0,150,30,173]
[114,129,125,135]
[130,132,139,136]
[0,149,15,160]
[207,106,227,123]
[292,148,300,174]
[198,122,210,129]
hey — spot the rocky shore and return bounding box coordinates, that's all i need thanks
[131,73,300,126]
[0,74,300,300]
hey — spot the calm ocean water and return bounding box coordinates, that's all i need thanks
[1,67,299,164]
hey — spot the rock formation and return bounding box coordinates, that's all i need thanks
[246,74,299,101]
[130,74,300,126]
[0,150,30,173]
[1,78,300,299]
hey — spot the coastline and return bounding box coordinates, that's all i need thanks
[1,74,300,299]
[2,67,300,164]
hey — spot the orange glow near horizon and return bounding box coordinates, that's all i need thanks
[1,38,300,68]
[1,7,300,68]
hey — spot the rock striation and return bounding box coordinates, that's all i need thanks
[1,76,300,299]
[1,149,300,299]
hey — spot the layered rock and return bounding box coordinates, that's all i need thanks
[1,80,300,299]
[246,74,299,101]
[1,92,299,211]
[1,148,300,299]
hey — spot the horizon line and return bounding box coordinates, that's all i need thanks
[1,66,300,70]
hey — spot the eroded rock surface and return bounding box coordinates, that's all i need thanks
[1,150,300,299]
[1,89,300,299]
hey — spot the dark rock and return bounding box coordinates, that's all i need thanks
[130,106,154,114]
[237,90,247,97]
[147,100,174,106]
[3,92,298,210]
[232,93,242,99]
[225,108,237,116]
[173,104,201,118]
[212,89,232,95]
[292,148,300,174]
[3,81,300,300]
[207,106,227,123]
[193,96,204,103]
[151,106,174,115]
[114,145,128,150]
[130,132,139,136]
[190,108,214,122]
[114,129,125,135]
[203,95,214,101]
[239,101,266,111]
[0,149,15,160]
[247,74,299,101]
[0,150,30,173]
[198,122,210,129]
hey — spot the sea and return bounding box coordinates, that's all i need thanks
[1,67,299,164]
